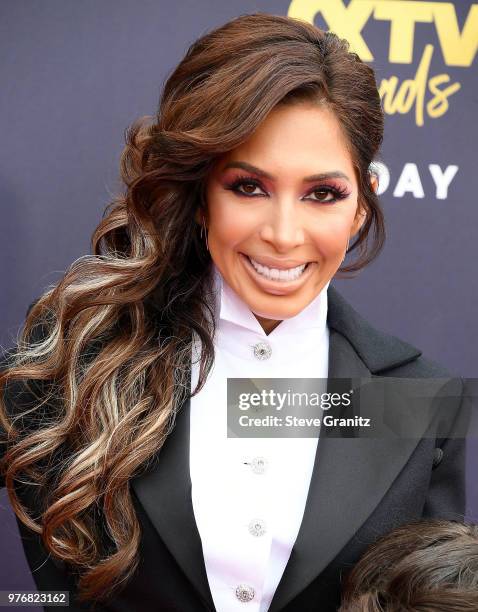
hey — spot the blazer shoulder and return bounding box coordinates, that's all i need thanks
[378,352,454,378]
[327,285,454,377]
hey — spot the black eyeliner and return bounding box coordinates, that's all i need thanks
[224,174,350,203]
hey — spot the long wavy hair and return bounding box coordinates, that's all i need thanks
[338,520,478,611]
[0,12,385,604]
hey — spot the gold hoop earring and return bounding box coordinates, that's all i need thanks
[201,216,209,251]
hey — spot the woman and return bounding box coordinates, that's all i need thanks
[0,12,467,612]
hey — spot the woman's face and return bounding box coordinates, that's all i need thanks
[202,102,376,333]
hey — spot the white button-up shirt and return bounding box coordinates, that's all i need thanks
[190,263,330,612]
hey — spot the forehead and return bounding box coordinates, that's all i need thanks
[218,102,355,181]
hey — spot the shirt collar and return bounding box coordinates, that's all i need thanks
[211,262,329,339]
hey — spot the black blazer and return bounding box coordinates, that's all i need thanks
[0,286,468,612]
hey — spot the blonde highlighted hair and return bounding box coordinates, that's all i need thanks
[0,12,385,603]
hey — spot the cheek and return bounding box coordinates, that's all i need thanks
[207,194,256,248]
[210,213,245,248]
[309,215,354,258]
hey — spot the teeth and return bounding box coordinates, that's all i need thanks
[248,256,308,282]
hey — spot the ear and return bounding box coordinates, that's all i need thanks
[370,173,379,194]
[350,202,367,237]
[349,173,377,237]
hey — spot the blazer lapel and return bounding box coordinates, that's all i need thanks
[268,286,424,612]
[130,391,216,611]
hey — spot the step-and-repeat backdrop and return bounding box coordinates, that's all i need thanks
[1,0,477,598]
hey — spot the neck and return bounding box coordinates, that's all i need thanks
[253,313,282,335]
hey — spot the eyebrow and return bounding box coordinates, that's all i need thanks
[222,161,351,183]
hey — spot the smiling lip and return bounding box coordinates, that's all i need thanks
[239,252,316,295]
[241,253,313,269]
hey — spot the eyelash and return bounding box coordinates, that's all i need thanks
[224,174,350,204]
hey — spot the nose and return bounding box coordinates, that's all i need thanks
[259,200,305,252]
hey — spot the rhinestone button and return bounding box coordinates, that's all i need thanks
[248,518,266,537]
[253,341,272,360]
[251,456,268,474]
[235,584,255,602]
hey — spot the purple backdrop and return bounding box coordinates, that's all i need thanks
[1,0,476,602]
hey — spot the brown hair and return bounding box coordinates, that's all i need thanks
[339,520,478,612]
[0,12,385,604]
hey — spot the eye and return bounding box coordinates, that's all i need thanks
[225,177,265,197]
[306,185,349,204]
